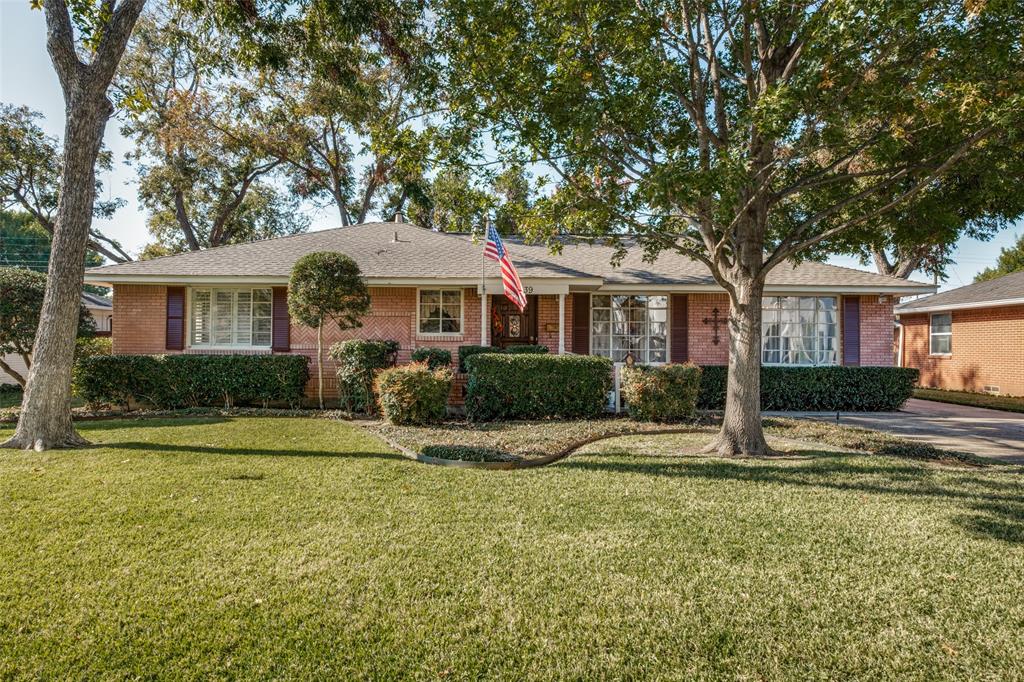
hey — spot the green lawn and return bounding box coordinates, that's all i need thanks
[2,417,1023,679]
[915,387,1024,413]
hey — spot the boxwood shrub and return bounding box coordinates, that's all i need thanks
[375,363,453,425]
[457,344,548,372]
[621,363,702,422]
[75,354,309,409]
[410,347,453,371]
[330,339,400,412]
[502,344,549,355]
[458,345,500,373]
[466,354,613,421]
[696,366,919,412]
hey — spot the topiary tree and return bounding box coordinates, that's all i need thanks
[288,252,371,408]
[0,267,94,388]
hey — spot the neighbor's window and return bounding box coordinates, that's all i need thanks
[419,289,462,334]
[761,296,838,366]
[590,294,668,363]
[930,313,952,354]
[191,288,272,347]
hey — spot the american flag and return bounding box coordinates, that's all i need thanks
[484,224,527,311]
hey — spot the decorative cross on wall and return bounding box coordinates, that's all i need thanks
[703,307,724,345]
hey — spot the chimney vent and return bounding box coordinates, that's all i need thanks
[393,211,405,223]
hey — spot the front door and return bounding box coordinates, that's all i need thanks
[491,295,538,348]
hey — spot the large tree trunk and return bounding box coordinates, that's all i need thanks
[2,97,110,450]
[2,0,145,451]
[704,280,772,457]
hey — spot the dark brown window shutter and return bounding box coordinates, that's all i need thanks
[571,292,590,355]
[272,286,290,352]
[670,294,689,363]
[165,286,185,351]
[843,296,860,366]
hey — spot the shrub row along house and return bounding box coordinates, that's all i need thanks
[897,269,1024,396]
[85,219,934,407]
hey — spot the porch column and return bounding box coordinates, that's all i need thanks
[558,293,566,355]
[480,289,488,346]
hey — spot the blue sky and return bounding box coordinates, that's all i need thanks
[1,1,1018,290]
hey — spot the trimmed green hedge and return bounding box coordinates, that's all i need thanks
[621,363,702,422]
[75,354,309,409]
[466,354,613,421]
[458,345,500,373]
[410,347,453,371]
[697,366,919,412]
[457,344,548,372]
[375,363,453,425]
[502,344,549,355]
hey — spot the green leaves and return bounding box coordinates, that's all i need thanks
[0,267,94,360]
[288,251,372,330]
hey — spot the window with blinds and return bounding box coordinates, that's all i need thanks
[190,288,273,347]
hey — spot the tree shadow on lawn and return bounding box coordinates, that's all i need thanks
[560,453,1024,545]
[102,441,406,462]
[76,417,231,431]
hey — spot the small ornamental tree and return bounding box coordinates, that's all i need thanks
[288,252,371,408]
[0,267,94,388]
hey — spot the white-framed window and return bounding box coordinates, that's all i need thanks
[762,296,838,366]
[930,313,952,355]
[190,288,273,348]
[418,288,463,334]
[590,294,668,363]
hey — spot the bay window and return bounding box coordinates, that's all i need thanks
[191,288,273,347]
[419,289,462,334]
[761,296,838,366]
[591,294,668,363]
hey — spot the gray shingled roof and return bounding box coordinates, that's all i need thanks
[896,270,1024,313]
[86,222,934,292]
[81,292,112,309]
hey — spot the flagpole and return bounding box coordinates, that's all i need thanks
[481,216,489,346]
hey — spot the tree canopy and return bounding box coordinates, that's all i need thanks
[976,233,1024,282]
[289,251,372,407]
[0,267,94,387]
[437,0,1024,454]
[0,104,129,263]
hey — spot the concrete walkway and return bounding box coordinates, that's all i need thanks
[771,398,1024,464]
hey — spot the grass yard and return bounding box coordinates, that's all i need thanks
[2,417,1024,679]
[915,387,1024,414]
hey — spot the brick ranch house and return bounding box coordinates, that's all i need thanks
[85,221,934,405]
[896,269,1024,397]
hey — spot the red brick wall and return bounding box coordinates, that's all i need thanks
[290,287,487,398]
[688,293,731,365]
[856,295,895,366]
[110,285,898,402]
[901,305,1024,396]
[112,284,167,354]
[537,294,573,354]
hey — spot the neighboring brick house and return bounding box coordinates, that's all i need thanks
[896,270,1024,396]
[84,220,933,403]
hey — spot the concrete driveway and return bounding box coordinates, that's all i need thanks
[774,398,1024,464]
